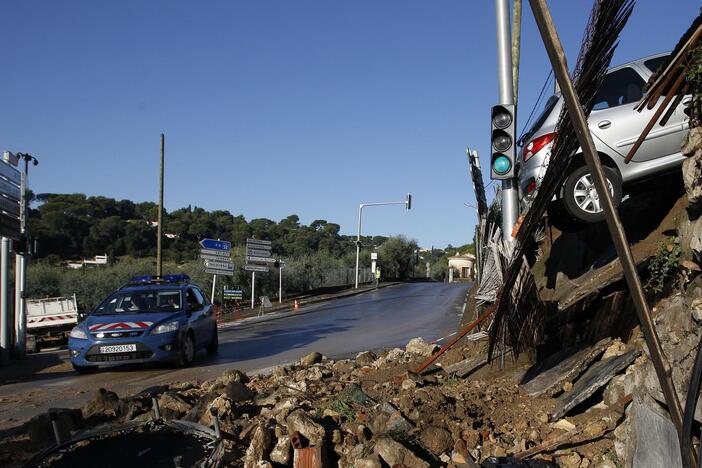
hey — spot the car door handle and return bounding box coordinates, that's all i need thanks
[597,120,611,129]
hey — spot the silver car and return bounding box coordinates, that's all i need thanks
[517,53,689,222]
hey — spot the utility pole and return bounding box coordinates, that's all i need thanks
[278,261,285,304]
[0,237,8,365]
[251,272,256,309]
[156,133,164,277]
[495,0,519,240]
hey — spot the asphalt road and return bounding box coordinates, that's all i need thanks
[0,282,469,428]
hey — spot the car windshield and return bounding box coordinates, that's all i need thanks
[92,289,183,315]
[519,94,559,147]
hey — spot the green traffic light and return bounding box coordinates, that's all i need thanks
[493,155,511,174]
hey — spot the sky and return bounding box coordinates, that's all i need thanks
[1,1,699,248]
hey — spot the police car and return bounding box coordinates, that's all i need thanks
[68,274,218,373]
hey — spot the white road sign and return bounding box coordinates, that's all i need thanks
[0,196,20,217]
[205,268,234,276]
[0,179,20,201]
[200,253,231,262]
[246,238,272,247]
[244,264,269,273]
[246,248,272,257]
[204,259,234,271]
[200,248,231,258]
[246,256,276,264]
[0,160,20,185]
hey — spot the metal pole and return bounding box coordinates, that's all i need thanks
[354,204,363,289]
[0,237,8,365]
[251,271,255,309]
[528,0,686,441]
[211,274,216,304]
[157,133,164,277]
[13,170,26,359]
[511,0,523,106]
[279,264,283,304]
[495,0,519,241]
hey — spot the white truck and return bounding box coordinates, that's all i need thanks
[26,294,79,352]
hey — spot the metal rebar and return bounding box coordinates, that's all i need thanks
[49,411,62,445]
[529,0,685,445]
[156,133,164,277]
[210,407,221,439]
[151,397,161,420]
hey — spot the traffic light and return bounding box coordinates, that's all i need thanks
[490,104,516,180]
[406,193,412,210]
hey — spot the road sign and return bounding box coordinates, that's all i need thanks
[244,264,269,273]
[0,178,20,201]
[199,248,231,258]
[371,252,378,260]
[0,212,20,240]
[223,289,243,299]
[200,239,232,251]
[0,160,20,185]
[200,253,231,262]
[246,256,276,264]
[205,268,234,276]
[205,259,234,271]
[246,248,272,257]
[246,238,272,247]
[0,196,20,217]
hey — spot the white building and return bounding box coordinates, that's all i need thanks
[448,253,476,282]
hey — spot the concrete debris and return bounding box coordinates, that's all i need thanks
[356,351,378,365]
[626,397,682,468]
[82,388,120,421]
[369,401,414,435]
[441,355,487,378]
[269,434,292,465]
[299,351,324,366]
[405,337,439,356]
[286,409,325,446]
[551,350,640,421]
[373,435,430,468]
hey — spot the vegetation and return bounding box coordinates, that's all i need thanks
[644,240,681,295]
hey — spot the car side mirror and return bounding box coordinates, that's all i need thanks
[188,303,203,313]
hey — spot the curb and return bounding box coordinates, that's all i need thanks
[217,283,400,329]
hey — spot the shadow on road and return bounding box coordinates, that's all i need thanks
[0,352,75,386]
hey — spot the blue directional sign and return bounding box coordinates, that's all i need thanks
[199,238,231,251]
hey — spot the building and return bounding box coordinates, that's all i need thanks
[448,253,476,282]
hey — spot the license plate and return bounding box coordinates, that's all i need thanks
[99,344,137,354]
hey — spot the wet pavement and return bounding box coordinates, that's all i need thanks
[0,282,468,428]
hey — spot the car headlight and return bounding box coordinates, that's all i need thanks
[151,320,180,335]
[69,327,88,340]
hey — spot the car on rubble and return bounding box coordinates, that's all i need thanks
[517,53,690,223]
[67,274,218,373]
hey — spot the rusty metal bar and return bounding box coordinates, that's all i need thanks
[529,0,686,448]
[413,304,495,375]
[625,60,691,163]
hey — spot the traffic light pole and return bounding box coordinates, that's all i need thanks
[495,0,519,241]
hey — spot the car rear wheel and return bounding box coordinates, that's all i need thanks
[73,363,98,374]
[562,165,622,223]
[206,328,218,355]
[177,333,195,367]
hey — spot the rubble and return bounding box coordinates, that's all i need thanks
[405,337,439,356]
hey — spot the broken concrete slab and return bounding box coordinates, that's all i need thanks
[521,338,612,398]
[551,350,640,421]
[626,397,682,468]
[369,402,414,435]
[442,356,487,378]
[373,436,430,468]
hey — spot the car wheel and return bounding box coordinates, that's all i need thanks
[562,165,622,223]
[73,363,97,374]
[206,327,219,355]
[177,333,195,367]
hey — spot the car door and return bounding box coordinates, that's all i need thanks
[186,287,209,348]
[588,65,684,163]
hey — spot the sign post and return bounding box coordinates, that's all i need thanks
[199,238,233,302]
[0,154,19,365]
[245,238,273,307]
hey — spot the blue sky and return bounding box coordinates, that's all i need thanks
[1,1,698,248]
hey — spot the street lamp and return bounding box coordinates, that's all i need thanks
[354,194,412,288]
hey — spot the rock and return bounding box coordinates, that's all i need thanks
[295,367,324,382]
[691,298,702,324]
[405,337,439,356]
[226,381,255,402]
[401,379,417,391]
[119,396,150,421]
[602,340,626,360]
[552,419,576,432]
[691,218,702,259]
[443,356,487,378]
[356,351,377,365]
[558,452,582,468]
[82,388,120,421]
[184,393,218,424]
[269,435,292,465]
[26,408,84,446]
[374,436,430,468]
[300,352,324,366]
[682,131,702,206]
[626,397,682,468]
[354,456,383,468]
[157,392,192,418]
[244,424,273,468]
[420,426,453,454]
[170,380,199,391]
[338,383,373,405]
[369,402,414,435]
[286,409,325,446]
[385,347,405,361]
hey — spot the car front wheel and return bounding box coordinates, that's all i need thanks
[562,165,622,223]
[177,333,195,367]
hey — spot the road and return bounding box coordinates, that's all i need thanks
[0,282,469,428]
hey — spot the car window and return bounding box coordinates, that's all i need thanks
[187,288,204,309]
[94,289,183,314]
[644,55,669,74]
[592,67,645,111]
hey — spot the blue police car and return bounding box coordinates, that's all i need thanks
[68,274,218,373]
